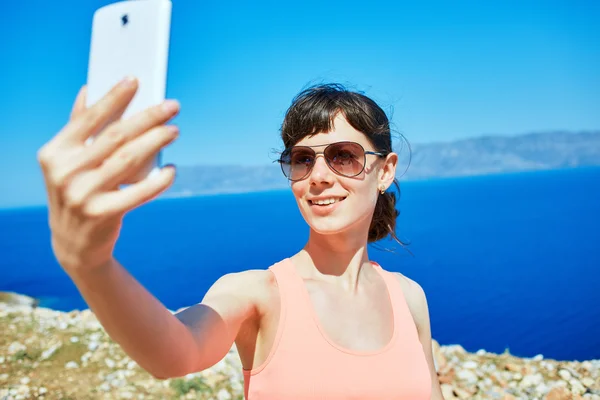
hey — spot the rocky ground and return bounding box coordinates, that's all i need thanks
[0,292,598,400]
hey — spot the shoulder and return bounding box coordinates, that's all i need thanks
[204,265,281,313]
[391,271,430,333]
[206,268,276,300]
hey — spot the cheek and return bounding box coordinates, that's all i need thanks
[291,182,309,212]
[352,190,379,216]
[348,180,381,218]
[290,181,307,199]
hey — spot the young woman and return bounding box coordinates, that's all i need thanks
[38,78,445,399]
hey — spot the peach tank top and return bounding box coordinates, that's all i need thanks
[243,258,432,399]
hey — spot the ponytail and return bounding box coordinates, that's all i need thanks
[368,179,406,246]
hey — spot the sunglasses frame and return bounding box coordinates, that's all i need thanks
[277,141,387,182]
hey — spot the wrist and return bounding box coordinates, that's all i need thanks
[63,255,117,281]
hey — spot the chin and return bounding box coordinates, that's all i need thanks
[299,199,373,238]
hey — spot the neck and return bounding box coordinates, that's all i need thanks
[296,228,372,293]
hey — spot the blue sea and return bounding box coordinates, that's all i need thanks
[1,167,599,361]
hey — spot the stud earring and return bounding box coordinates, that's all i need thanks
[379,186,385,195]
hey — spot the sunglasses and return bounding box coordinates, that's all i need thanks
[277,141,387,182]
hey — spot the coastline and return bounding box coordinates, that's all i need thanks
[1,292,598,400]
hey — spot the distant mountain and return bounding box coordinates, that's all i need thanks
[163,131,600,198]
[405,130,600,179]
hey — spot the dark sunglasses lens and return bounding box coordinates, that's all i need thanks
[281,147,315,180]
[324,142,365,177]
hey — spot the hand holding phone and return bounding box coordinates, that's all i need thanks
[86,0,172,182]
[36,0,178,274]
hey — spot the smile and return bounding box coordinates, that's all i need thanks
[308,197,347,206]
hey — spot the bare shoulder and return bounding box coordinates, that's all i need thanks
[204,268,276,302]
[391,272,429,332]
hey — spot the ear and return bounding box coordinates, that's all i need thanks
[379,152,398,190]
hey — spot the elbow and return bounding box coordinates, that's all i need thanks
[149,368,188,381]
[148,354,204,381]
[148,364,192,381]
[146,366,179,380]
[151,373,170,381]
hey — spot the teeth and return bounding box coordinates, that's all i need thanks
[312,198,342,205]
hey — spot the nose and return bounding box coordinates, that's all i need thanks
[308,154,333,186]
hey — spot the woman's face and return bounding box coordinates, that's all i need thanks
[290,114,397,239]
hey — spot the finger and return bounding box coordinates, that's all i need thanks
[82,100,180,168]
[38,84,88,200]
[85,124,179,192]
[84,165,176,217]
[50,99,180,185]
[60,76,139,145]
[70,85,88,121]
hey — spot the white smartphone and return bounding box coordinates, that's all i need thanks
[86,0,172,181]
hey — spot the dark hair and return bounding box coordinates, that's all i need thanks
[280,83,408,245]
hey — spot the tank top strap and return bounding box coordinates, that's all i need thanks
[371,261,421,344]
[268,258,315,327]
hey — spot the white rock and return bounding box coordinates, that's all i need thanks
[65,361,79,369]
[86,320,103,331]
[552,379,569,388]
[0,374,8,381]
[89,332,102,342]
[501,371,513,381]
[19,377,30,385]
[0,356,4,364]
[70,336,79,343]
[38,387,48,394]
[81,352,92,363]
[40,344,61,361]
[569,378,586,395]
[88,341,99,352]
[456,369,478,384]
[16,385,30,395]
[8,341,26,355]
[0,292,37,307]
[99,382,111,392]
[514,372,523,380]
[581,377,595,388]
[127,361,137,370]
[519,373,543,388]
[105,358,116,368]
[110,378,127,388]
[119,391,134,399]
[476,349,486,355]
[535,382,549,395]
[463,360,478,369]
[533,354,544,361]
[558,369,572,381]
[217,388,232,400]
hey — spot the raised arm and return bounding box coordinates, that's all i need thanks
[69,260,260,379]
[37,80,257,379]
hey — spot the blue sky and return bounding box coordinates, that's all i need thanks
[1,0,598,208]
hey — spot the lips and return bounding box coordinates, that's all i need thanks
[308,197,347,206]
